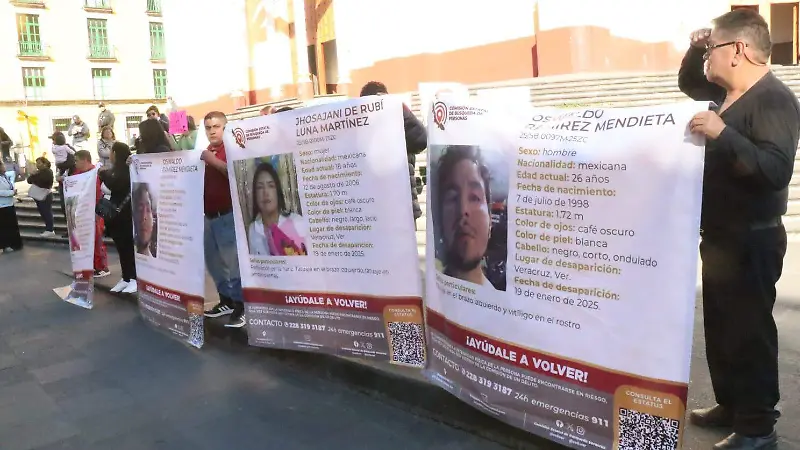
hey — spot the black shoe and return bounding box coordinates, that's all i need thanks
[690,405,734,428]
[204,303,233,318]
[224,303,246,328]
[714,432,778,449]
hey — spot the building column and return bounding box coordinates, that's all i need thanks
[332,0,353,97]
[293,0,313,100]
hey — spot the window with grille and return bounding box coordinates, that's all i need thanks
[85,0,110,8]
[153,69,167,99]
[51,118,72,133]
[92,68,112,100]
[147,0,162,13]
[17,14,42,56]
[22,67,45,100]
[149,23,165,60]
[87,19,110,58]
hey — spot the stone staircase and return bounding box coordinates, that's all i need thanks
[15,189,114,247]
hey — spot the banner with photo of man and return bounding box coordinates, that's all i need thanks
[225,96,426,367]
[130,151,206,348]
[55,168,98,309]
[424,96,706,449]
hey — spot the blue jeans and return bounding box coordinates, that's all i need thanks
[204,212,243,303]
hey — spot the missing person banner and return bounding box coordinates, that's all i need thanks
[58,168,98,309]
[130,151,206,348]
[424,98,706,450]
[225,96,425,366]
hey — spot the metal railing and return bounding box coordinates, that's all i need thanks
[84,0,110,8]
[146,0,161,13]
[17,41,49,58]
[87,45,116,60]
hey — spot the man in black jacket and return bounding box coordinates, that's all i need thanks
[360,81,427,226]
[680,9,800,450]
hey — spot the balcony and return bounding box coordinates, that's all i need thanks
[87,45,117,62]
[84,0,112,13]
[17,41,50,60]
[150,48,166,63]
[146,0,161,16]
[9,0,45,8]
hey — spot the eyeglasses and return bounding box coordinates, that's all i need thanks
[703,41,748,60]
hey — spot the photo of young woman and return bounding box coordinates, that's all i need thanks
[132,182,158,258]
[247,162,308,257]
[65,198,81,252]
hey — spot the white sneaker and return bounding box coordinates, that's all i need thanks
[121,280,138,294]
[40,231,56,237]
[110,279,128,293]
[3,247,13,253]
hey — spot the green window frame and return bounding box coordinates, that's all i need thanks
[17,14,42,56]
[85,0,110,8]
[92,68,112,100]
[147,0,162,13]
[149,22,165,60]
[22,67,45,100]
[153,69,167,99]
[87,19,110,58]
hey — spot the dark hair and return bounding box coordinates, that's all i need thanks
[146,105,160,116]
[74,150,92,163]
[35,156,51,169]
[204,111,227,123]
[433,145,492,241]
[360,81,388,97]
[275,106,294,113]
[713,9,772,59]
[132,183,157,254]
[251,162,289,221]
[100,125,115,140]
[138,119,170,153]
[187,116,196,131]
[111,142,131,172]
[52,131,66,146]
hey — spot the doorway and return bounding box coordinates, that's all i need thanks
[771,3,799,65]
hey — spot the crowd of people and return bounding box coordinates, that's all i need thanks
[0,9,796,446]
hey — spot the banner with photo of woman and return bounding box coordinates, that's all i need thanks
[56,168,98,309]
[424,96,706,449]
[130,151,206,348]
[225,96,426,367]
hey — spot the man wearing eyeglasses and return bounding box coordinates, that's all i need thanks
[679,9,800,450]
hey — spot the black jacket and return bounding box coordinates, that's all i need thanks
[403,105,427,219]
[27,168,53,190]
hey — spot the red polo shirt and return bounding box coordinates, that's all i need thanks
[204,143,233,215]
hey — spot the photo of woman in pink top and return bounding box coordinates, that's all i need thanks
[247,162,308,257]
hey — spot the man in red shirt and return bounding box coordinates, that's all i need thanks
[73,150,110,278]
[201,111,245,328]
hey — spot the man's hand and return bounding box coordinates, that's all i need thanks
[56,175,63,182]
[690,28,711,48]
[200,149,216,163]
[126,155,133,166]
[690,111,727,139]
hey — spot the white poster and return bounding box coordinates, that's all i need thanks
[130,151,206,348]
[59,168,98,309]
[225,96,426,366]
[424,97,706,450]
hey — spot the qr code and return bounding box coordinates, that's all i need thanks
[388,322,425,367]
[618,407,680,450]
[188,313,204,348]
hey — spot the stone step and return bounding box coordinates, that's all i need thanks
[788,199,800,216]
[18,218,67,233]
[783,215,800,234]
[19,231,114,246]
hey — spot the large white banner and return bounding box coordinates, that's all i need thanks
[225,96,426,366]
[130,151,206,348]
[424,98,705,450]
[58,168,98,309]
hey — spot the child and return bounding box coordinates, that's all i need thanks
[51,131,76,234]
[73,150,110,278]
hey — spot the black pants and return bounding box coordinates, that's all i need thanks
[700,225,786,436]
[109,213,136,282]
[35,194,54,232]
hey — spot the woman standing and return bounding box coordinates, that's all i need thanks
[97,126,115,171]
[0,159,22,253]
[99,142,137,294]
[26,157,55,237]
[137,119,172,154]
[177,116,198,150]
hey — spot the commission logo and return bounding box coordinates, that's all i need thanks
[232,127,246,149]
[432,101,448,130]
